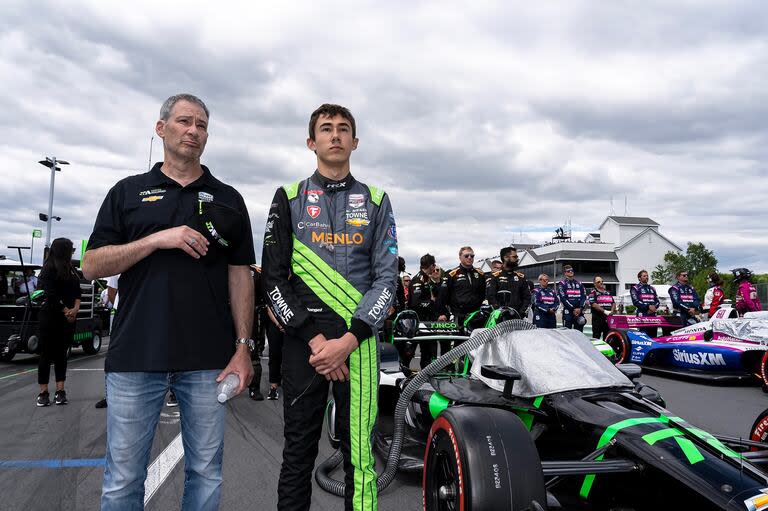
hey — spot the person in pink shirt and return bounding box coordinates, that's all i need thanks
[733,268,763,314]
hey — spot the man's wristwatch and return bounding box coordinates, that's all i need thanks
[235,337,256,352]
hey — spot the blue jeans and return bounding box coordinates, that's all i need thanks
[101,370,225,510]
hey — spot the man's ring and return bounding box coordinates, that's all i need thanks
[188,239,197,246]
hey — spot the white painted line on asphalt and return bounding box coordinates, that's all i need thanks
[0,350,109,381]
[144,432,184,505]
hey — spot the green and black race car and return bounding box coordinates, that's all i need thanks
[320,321,768,510]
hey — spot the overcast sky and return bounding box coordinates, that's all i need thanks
[1,1,766,274]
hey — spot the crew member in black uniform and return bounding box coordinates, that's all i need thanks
[437,246,486,352]
[486,246,531,319]
[249,265,267,400]
[408,253,440,369]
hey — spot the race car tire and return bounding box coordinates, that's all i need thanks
[760,351,768,392]
[26,334,40,354]
[749,408,768,449]
[604,330,629,364]
[423,407,547,511]
[82,330,102,355]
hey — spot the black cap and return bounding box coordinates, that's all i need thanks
[191,200,244,249]
[500,246,517,259]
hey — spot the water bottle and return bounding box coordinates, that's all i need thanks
[216,374,240,403]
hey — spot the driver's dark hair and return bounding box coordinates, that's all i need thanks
[308,103,356,141]
[420,253,436,270]
[398,256,406,273]
[637,269,648,279]
[42,238,78,281]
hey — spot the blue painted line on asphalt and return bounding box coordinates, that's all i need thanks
[0,458,105,469]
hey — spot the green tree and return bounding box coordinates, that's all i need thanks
[652,242,718,299]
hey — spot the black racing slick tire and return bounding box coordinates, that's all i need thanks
[423,406,547,511]
[605,330,630,364]
[759,351,768,392]
[750,408,768,450]
[82,330,102,355]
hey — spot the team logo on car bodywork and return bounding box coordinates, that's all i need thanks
[307,206,321,219]
[672,349,726,366]
[348,194,365,209]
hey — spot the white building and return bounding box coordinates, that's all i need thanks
[518,216,681,294]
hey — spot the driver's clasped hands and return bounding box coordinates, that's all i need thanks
[309,333,356,382]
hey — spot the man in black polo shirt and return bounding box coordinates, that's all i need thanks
[83,93,255,510]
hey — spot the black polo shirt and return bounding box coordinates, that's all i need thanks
[87,163,255,372]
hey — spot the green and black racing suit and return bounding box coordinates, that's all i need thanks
[262,170,398,511]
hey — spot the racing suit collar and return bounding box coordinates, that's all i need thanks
[312,169,356,193]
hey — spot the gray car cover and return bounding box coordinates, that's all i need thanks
[469,327,632,398]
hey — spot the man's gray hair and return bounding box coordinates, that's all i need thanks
[159,93,210,121]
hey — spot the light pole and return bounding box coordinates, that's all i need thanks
[38,156,69,252]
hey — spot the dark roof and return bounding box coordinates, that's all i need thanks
[607,216,659,226]
[521,249,618,264]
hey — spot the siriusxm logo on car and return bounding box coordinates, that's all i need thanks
[672,349,725,366]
